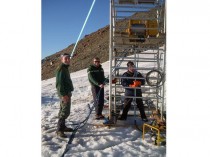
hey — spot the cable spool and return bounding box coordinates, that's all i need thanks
[146,69,165,87]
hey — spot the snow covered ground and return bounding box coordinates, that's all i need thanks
[41,51,166,157]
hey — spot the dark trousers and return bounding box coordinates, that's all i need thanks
[121,98,146,119]
[91,85,104,115]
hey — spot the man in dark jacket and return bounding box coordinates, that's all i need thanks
[87,57,107,120]
[118,61,148,122]
[55,53,74,138]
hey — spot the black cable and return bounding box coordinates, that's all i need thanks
[61,81,105,157]
[61,103,95,157]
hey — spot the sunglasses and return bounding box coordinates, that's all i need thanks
[128,65,135,68]
[94,60,100,63]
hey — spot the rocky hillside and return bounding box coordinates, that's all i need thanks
[42,7,165,80]
[42,25,110,80]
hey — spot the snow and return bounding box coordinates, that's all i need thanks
[41,50,166,157]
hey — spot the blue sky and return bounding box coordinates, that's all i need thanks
[42,0,109,59]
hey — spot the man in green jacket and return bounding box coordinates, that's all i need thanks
[87,57,107,120]
[55,53,74,138]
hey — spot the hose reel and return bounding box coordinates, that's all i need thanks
[146,69,165,86]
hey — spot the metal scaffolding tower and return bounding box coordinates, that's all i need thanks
[108,0,166,121]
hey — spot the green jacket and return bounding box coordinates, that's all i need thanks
[56,63,74,97]
[87,64,107,86]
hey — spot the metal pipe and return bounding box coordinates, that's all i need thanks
[113,45,161,49]
[114,5,158,9]
[114,26,160,30]
[143,123,161,146]
[112,67,159,70]
[114,57,160,60]
[115,10,149,13]
[114,16,162,20]
[114,95,160,99]
[114,36,165,40]
[114,59,159,62]
[116,59,158,62]
[115,44,163,48]
[109,0,113,120]
[113,3,117,114]
[111,85,162,89]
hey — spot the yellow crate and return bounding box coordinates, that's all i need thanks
[147,20,158,37]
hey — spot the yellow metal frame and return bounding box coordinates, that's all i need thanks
[147,20,158,37]
[142,123,165,146]
[126,20,159,38]
[126,20,146,37]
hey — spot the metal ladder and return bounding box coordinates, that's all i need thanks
[108,0,166,121]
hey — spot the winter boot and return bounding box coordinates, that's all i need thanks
[118,115,127,120]
[142,117,148,122]
[57,118,65,131]
[95,114,105,120]
[63,126,73,132]
[56,131,67,138]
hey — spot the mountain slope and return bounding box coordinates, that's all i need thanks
[42,25,110,80]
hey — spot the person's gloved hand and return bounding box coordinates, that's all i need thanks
[133,80,141,86]
[112,78,117,84]
[129,80,141,87]
[129,84,135,87]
